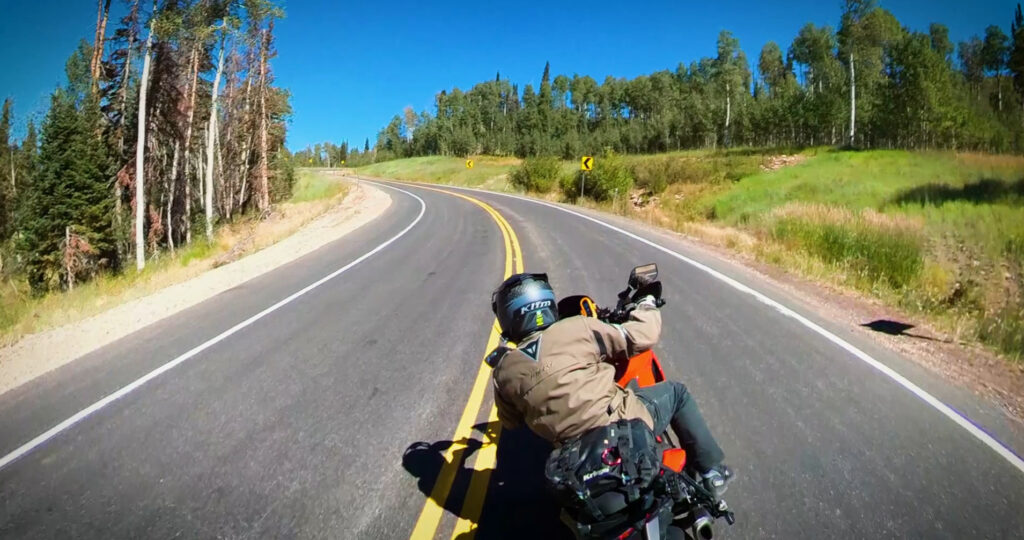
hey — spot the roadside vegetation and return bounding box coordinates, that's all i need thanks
[702,151,1024,359]
[0,1,292,315]
[0,169,346,347]
[355,149,1024,361]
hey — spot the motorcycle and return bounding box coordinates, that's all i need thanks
[552,263,735,540]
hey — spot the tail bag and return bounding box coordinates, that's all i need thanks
[544,418,661,523]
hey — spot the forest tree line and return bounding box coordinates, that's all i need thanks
[296,1,1024,165]
[0,0,293,294]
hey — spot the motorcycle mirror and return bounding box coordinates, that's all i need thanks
[628,263,658,289]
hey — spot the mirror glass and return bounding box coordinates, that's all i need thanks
[629,263,658,288]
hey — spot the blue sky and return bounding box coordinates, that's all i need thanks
[1,1,1020,150]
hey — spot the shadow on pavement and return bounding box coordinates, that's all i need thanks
[403,422,572,539]
[861,319,947,342]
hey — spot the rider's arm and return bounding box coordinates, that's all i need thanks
[587,304,662,359]
[622,303,661,352]
[493,381,525,430]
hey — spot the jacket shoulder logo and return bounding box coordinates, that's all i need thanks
[519,337,541,362]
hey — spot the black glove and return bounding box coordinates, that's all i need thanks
[631,280,662,304]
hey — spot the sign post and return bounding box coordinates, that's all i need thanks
[580,156,593,198]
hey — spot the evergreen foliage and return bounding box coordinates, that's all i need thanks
[1,0,291,292]
[344,4,1024,161]
[18,90,113,291]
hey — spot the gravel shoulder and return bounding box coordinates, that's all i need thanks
[0,179,391,397]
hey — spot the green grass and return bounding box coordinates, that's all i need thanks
[289,168,349,202]
[356,155,521,189]
[710,150,1024,222]
[702,149,1024,358]
[771,214,924,289]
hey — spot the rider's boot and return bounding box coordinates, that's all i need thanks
[701,464,734,501]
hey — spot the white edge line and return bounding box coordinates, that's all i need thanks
[423,182,1024,476]
[0,182,426,472]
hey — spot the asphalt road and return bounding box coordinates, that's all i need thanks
[1,179,1023,539]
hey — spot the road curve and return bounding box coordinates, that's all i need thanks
[0,179,1022,539]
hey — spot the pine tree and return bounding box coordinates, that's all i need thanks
[14,121,38,234]
[0,98,12,240]
[19,90,113,292]
[1009,4,1024,111]
[982,25,1010,111]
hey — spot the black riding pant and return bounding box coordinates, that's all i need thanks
[634,381,724,473]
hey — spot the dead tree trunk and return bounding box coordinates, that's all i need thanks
[256,24,272,211]
[113,0,138,263]
[66,226,74,291]
[134,14,155,271]
[183,44,199,245]
[167,141,179,254]
[237,68,254,211]
[723,81,731,147]
[90,0,112,93]
[204,35,226,240]
[849,52,856,147]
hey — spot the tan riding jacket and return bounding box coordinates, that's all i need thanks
[491,306,661,445]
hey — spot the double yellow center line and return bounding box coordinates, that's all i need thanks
[407,186,524,539]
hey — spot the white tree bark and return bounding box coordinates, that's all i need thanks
[256,26,271,211]
[183,45,199,245]
[724,81,731,147]
[134,16,155,272]
[167,141,178,254]
[849,52,856,147]
[66,226,73,291]
[204,39,226,240]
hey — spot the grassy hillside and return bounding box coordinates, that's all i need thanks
[703,151,1023,357]
[355,150,1024,360]
[354,155,520,189]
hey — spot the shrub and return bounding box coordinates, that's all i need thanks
[510,156,562,193]
[563,150,633,201]
[631,155,762,195]
[631,159,671,193]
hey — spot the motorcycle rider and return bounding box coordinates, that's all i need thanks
[487,272,734,499]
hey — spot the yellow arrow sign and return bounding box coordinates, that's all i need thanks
[466,159,474,169]
[581,156,594,171]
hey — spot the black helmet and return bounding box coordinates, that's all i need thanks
[492,273,558,342]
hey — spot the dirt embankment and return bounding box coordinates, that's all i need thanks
[0,179,391,396]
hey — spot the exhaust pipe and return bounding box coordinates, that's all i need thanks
[692,507,714,540]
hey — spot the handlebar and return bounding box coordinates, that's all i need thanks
[597,298,666,324]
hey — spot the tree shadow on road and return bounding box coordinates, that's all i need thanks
[402,422,572,539]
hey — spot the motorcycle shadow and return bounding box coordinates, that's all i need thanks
[402,421,573,539]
